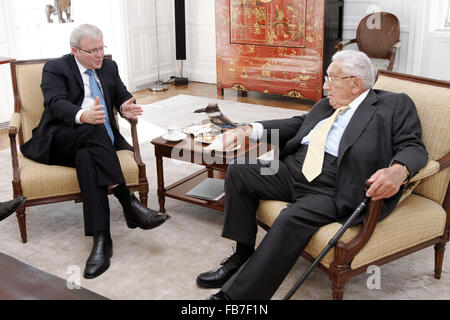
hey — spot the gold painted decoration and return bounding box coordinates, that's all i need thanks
[230,0,307,48]
[284,90,304,98]
[232,84,248,91]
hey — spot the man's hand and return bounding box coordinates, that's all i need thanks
[80,96,106,125]
[366,164,408,200]
[222,125,253,150]
[121,97,143,120]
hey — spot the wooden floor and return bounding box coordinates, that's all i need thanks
[0,81,314,151]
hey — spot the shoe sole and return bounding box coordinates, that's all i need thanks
[196,277,227,289]
[83,260,110,279]
[83,245,113,279]
[126,215,171,230]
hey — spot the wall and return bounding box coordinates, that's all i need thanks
[123,0,177,92]
[183,0,217,84]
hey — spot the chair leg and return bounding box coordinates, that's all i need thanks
[16,207,27,243]
[331,277,346,300]
[329,264,349,300]
[434,241,446,279]
[139,190,148,207]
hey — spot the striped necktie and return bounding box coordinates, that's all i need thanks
[85,69,114,143]
[301,106,350,182]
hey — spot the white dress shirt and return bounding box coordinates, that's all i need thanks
[249,90,370,157]
[74,58,105,124]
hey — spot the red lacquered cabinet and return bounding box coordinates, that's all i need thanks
[215,0,344,101]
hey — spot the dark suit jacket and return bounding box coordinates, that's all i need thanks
[21,54,133,164]
[259,89,428,225]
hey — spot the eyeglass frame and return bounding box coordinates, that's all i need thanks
[75,45,107,55]
[324,75,357,85]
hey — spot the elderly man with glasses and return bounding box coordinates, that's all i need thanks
[20,24,170,279]
[197,50,428,300]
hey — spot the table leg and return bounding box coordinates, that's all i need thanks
[207,167,214,178]
[155,154,166,213]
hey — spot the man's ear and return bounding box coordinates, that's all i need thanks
[352,77,364,94]
[71,47,78,57]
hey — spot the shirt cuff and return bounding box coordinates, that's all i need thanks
[75,109,85,124]
[249,122,264,140]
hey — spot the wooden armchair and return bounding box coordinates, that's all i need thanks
[256,70,450,299]
[8,57,149,243]
[336,12,401,73]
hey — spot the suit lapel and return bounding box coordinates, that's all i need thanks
[281,102,334,156]
[68,55,84,91]
[337,89,378,167]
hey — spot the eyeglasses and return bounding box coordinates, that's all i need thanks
[324,76,356,85]
[76,46,107,55]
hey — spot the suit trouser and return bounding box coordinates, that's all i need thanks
[221,153,338,300]
[49,124,125,236]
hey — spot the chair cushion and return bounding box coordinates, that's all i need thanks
[19,150,139,200]
[256,194,446,269]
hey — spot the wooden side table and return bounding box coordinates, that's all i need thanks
[152,134,271,213]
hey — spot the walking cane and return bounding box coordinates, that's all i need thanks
[283,183,372,300]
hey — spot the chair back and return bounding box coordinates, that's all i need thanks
[356,12,400,59]
[373,71,450,205]
[11,60,47,145]
[10,55,116,146]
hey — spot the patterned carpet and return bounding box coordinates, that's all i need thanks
[0,95,448,300]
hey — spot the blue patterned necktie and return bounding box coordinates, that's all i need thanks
[85,69,114,143]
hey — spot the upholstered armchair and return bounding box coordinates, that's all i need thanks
[336,12,401,73]
[256,70,450,299]
[8,57,149,243]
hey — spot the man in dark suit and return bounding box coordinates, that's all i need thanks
[21,24,169,279]
[197,50,428,300]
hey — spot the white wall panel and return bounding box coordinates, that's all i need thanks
[124,0,176,91]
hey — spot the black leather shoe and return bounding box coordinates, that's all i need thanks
[197,253,244,288]
[207,291,231,300]
[121,195,170,230]
[0,197,26,222]
[84,232,113,279]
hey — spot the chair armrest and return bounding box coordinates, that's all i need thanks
[335,39,356,51]
[9,112,21,133]
[410,160,440,183]
[334,198,382,266]
[438,152,450,171]
[124,118,144,166]
[392,41,401,50]
[8,113,22,189]
[335,153,450,266]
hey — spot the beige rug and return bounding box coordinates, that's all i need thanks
[0,94,448,300]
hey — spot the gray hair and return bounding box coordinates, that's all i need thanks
[331,50,375,89]
[70,24,103,48]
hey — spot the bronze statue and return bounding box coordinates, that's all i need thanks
[45,0,73,23]
[194,103,239,129]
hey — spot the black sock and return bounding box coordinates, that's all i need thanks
[236,242,254,260]
[112,183,132,201]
